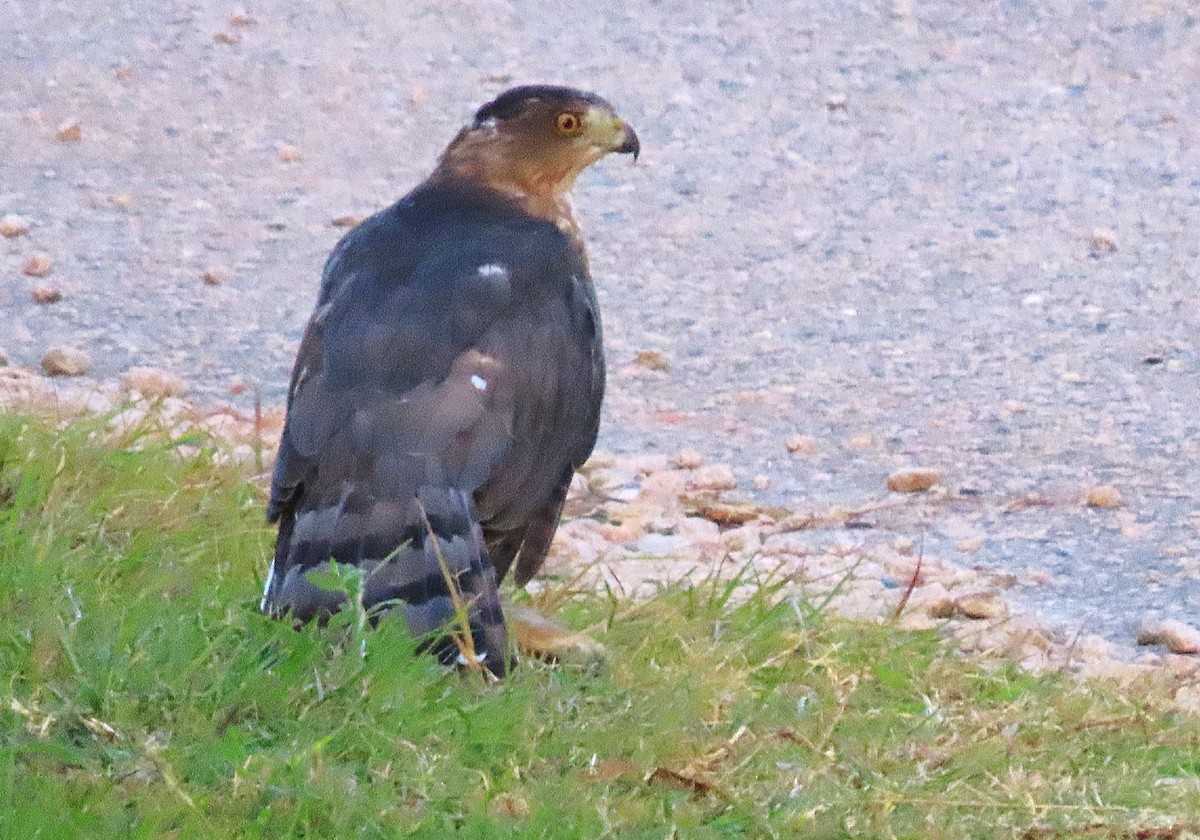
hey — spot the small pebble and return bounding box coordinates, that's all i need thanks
[228,8,256,26]
[687,464,736,492]
[30,286,62,304]
[886,468,945,493]
[719,524,761,553]
[955,592,1008,621]
[1137,619,1200,655]
[1084,485,1123,509]
[908,583,955,618]
[278,144,301,163]
[120,367,188,399]
[752,474,772,491]
[693,500,761,526]
[673,448,703,469]
[42,347,92,377]
[213,30,241,44]
[733,390,765,405]
[202,265,230,286]
[22,255,53,278]
[633,350,669,371]
[784,434,816,454]
[331,214,365,228]
[1090,228,1117,255]
[56,120,82,142]
[0,214,30,237]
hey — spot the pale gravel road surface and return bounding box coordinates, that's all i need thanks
[2,0,1199,647]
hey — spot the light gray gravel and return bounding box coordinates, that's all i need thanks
[2,0,1198,648]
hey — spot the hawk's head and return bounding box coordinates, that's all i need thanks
[436,85,639,209]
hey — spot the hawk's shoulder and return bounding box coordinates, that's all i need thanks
[319,181,583,305]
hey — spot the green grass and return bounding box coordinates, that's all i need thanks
[2,412,1199,839]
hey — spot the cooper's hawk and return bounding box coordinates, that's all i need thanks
[261,85,639,676]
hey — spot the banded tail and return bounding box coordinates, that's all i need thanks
[262,483,509,676]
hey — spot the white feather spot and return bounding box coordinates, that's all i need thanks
[477,263,508,280]
[260,563,276,612]
[470,374,488,391]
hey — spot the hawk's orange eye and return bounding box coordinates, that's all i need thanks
[556,113,582,134]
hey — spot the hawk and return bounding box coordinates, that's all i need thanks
[261,85,639,676]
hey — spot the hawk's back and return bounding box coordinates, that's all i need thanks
[262,182,605,675]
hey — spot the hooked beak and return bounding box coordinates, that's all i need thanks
[615,122,640,161]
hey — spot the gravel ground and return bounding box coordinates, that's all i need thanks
[2,1,1199,650]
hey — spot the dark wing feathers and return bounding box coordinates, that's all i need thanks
[269,191,600,527]
[263,185,604,673]
[476,276,604,582]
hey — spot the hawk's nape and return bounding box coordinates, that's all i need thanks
[261,86,639,676]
